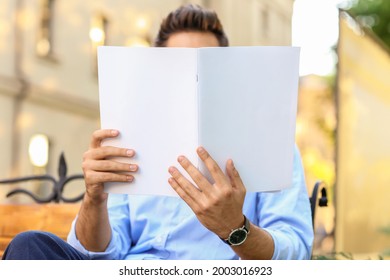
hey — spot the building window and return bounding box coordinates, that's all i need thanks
[36,0,55,57]
[90,15,108,46]
[262,8,269,39]
[90,14,109,73]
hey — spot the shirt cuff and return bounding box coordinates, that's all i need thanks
[263,228,311,260]
[67,216,118,260]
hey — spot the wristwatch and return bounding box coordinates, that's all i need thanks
[221,215,250,246]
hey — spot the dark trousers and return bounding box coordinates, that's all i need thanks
[2,231,89,260]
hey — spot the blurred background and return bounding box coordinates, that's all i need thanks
[0,0,389,259]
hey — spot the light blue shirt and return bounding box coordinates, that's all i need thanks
[67,147,313,259]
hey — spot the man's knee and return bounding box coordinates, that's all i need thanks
[9,230,50,246]
[3,230,86,260]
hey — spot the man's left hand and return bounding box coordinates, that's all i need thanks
[168,146,246,239]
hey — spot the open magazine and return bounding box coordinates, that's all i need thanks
[98,46,300,196]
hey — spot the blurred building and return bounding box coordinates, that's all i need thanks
[0,0,294,202]
[285,9,390,259]
[296,74,336,256]
[336,11,390,258]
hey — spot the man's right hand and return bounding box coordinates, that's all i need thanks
[76,129,137,252]
[82,129,138,203]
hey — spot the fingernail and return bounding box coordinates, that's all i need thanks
[168,166,176,174]
[197,146,205,153]
[129,165,137,171]
[178,156,184,163]
[111,130,119,136]
[127,149,134,156]
[127,175,133,182]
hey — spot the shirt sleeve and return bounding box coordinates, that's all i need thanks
[67,193,131,260]
[258,146,314,259]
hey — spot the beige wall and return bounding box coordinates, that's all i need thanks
[210,0,293,46]
[0,0,15,78]
[0,0,18,198]
[20,0,186,102]
[0,94,14,177]
[336,12,390,256]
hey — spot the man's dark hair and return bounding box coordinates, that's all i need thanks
[154,4,229,47]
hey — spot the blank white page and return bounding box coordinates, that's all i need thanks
[98,47,198,196]
[197,47,300,192]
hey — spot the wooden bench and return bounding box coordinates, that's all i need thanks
[0,203,80,258]
[0,181,327,259]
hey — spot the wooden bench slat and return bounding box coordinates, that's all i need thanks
[0,204,80,258]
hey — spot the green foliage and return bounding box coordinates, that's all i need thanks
[348,0,390,47]
[379,225,390,256]
[312,251,384,260]
[312,252,353,260]
[379,225,390,235]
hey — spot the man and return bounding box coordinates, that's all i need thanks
[3,4,313,260]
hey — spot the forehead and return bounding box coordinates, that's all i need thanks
[165,31,220,48]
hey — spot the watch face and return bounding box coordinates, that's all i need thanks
[229,229,247,245]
